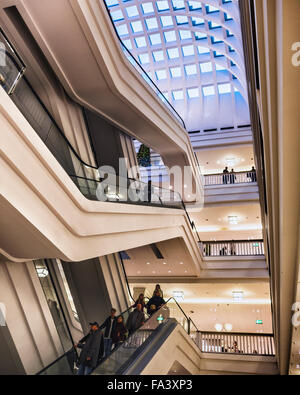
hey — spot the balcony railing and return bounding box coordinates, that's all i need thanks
[200,240,264,257]
[204,171,257,186]
[195,331,275,356]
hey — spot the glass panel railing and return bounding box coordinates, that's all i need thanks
[91,307,164,375]
[37,348,78,375]
[91,298,199,375]
[71,175,183,208]
[0,28,26,95]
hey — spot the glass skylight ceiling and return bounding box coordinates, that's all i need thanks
[105,0,250,131]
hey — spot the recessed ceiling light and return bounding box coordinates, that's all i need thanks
[168,270,172,273]
[184,270,188,273]
[163,262,167,265]
[228,216,238,225]
[146,262,150,265]
[179,262,184,265]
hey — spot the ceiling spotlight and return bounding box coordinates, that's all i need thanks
[224,323,233,331]
[163,262,167,265]
[215,323,223,332]
[225,157,236,167]
[146,262,150,265]
[179,262,184,265]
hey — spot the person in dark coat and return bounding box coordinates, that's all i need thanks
[76,322,102,375]
[132,293,146,310]
[126,304,145,335]
[152,284,163,298]
[146,291,166,316]
[222,167,229,184]
[112,315,127,349]
[99,308,117,358]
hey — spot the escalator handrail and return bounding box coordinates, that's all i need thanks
[165,297,199,332]
[91,298,198,374]
[36,297,195,375]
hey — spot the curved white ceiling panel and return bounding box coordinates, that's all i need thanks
[105,0,250,131]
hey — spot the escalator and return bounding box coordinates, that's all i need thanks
[37,298,200,376]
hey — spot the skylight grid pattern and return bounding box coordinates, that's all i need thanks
[105,0,250,131]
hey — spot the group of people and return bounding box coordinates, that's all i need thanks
[75,284,166,375]
[222,166,257,184]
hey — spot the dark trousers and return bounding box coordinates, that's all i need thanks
[103,338,113,358]
[77,363,93,375]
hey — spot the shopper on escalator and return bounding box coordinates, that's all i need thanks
[152,284,164,298]
[99,308,117,358]
[75,322,102,375]
[112,315,127,349]
[131,293,146,310]
[146,290,166,316]
[126,304,145,335]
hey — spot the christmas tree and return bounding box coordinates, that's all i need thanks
[137,144,151,167]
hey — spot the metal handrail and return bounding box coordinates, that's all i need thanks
[201,239,263,244]
[165,297,199,332]
[204,170,256,177]
[198,330,273,337]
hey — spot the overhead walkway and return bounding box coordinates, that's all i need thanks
[37,299,278,376]
[0,37,202,267]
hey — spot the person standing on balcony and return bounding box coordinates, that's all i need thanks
[99,308,117,358]
[233,340,240,353]
[251,166,257,182]
[222,167,229,184]
[230,241,236,256]
[230,169,236,184]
